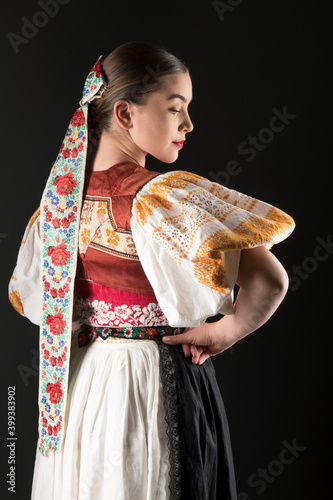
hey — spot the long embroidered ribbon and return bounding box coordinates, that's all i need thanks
[39,57,107,454]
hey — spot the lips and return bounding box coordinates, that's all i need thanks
[172,140,185,149]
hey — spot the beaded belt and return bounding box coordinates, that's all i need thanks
[77,324,185,348]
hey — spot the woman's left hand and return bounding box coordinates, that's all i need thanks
[163,320,236,365]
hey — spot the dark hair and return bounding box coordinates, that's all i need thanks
[91,41,189,132]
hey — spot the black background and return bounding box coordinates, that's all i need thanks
[0,1,331,498]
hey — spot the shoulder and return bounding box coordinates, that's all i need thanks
[84,162,161,197]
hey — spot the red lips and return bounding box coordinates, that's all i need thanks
[172,140,185,148]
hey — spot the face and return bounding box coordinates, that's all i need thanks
[128,72,194,163]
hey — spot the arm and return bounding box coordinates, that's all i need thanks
[162,246,289,365]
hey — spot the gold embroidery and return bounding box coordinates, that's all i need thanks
[79,198,137,257]
[133,193,172,226]
[233,212,290,247]
[27,207,40,229]
[97,201,107,214]
[9,290,24,315]
[81,228,91,243]
[106,228,120,246]
[194,230,239,293]
[157,170,201,190]
[133,171,295,297]
[133,200,149,226]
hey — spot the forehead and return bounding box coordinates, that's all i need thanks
[155,72,193,103]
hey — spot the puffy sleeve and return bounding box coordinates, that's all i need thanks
[131,170,295,327]
[8,208,42,325]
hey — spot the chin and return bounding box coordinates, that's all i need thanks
[163,158,178,164]
[154,153,179,164]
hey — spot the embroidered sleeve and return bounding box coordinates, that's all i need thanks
[9,208,42,325]
[131,170,295,327]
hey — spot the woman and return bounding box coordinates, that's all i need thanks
[9,41,295,499]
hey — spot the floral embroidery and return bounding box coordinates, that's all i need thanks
[74,297,168,327]
[77,325,184,347]
[46,381,63,405]
[133,193,173,226]
[131,170,295,325]
[134,170,295,273]
[79,197,138,258]
[45,311,67,336]
[47,241,71,267]
[38,57,107,455]
[81,228,91,244]
[106,228,120,246]
[97,200,107,214]
[70,110,86,128]
[53,171,77,196]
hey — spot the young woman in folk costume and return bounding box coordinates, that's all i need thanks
[9,41,295,500]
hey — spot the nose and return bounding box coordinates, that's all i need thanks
[181,112,194,133]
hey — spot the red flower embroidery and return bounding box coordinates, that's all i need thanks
[50,356,58,367]
[94,60,103,77]
[44,350,50,360]
[47,241,70,267]
[46,381,63,405]
[52,218,61,229]
[46,211,53,222]
[70,110,85,127]
[47,425,53,435]
[53,173,77,196]
[62,148,71,159]
[62,217,70,228]
[71,147,79,158]
[50,288,58,299]
[147,328,157,339]
[46,312,66,336]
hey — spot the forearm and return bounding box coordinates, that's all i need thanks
[214,280,287,348]
[219,246,289,345]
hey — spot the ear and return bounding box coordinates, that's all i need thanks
[113,100,134,130]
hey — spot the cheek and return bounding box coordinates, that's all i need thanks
[135,115,170,148]
[145,113,167,134]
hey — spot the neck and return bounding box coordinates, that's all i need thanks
[87,129,146,172]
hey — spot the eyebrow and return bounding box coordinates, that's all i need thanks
[166,93,191,104]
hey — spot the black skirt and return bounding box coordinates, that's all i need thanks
[155,340,237,500]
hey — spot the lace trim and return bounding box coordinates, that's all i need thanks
[155,339,182,500]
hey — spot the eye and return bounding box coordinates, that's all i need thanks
[169,108,180,114]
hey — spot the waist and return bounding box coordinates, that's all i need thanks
[74,280,169,327]
[78,324,185,348]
